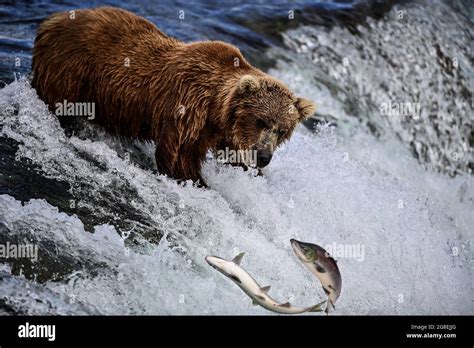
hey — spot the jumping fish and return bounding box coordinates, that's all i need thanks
[290,239,342,313]
[205,253,325,314]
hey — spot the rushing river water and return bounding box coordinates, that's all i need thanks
[0,0,472,314]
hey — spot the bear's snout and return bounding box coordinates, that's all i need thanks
[254,130,277,168]
[257,151,273,168]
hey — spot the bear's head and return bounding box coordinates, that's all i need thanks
[226,74,316,168]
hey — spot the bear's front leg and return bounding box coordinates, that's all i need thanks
[154,142,207,187]
[154,144,178,180]
[174,141,209,187]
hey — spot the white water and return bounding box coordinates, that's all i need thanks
[271,0,473,178]
[0,73,472,314]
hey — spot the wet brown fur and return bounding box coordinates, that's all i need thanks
[32,7,316,183]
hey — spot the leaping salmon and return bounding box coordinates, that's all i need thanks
[290,239,342,313]
[205,253,325,314]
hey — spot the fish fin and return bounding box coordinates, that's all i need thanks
[232,252,245,265]
[278,302,291,308]
[325,300,336,314]
[260,285,271,293]
[309,300,326,312]
[252,299,258,306]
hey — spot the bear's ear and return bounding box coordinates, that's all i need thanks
[295,97,316,120]
[238,75,260,93]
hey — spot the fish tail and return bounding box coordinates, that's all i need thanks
[325,299,335,313]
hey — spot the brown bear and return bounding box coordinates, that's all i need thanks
[32,7,316,185]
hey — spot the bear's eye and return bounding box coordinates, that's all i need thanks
[278,130,287,138]
[255,119,268,129]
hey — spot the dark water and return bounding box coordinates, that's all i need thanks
[0,0,400,81]
[0,0,472,315]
